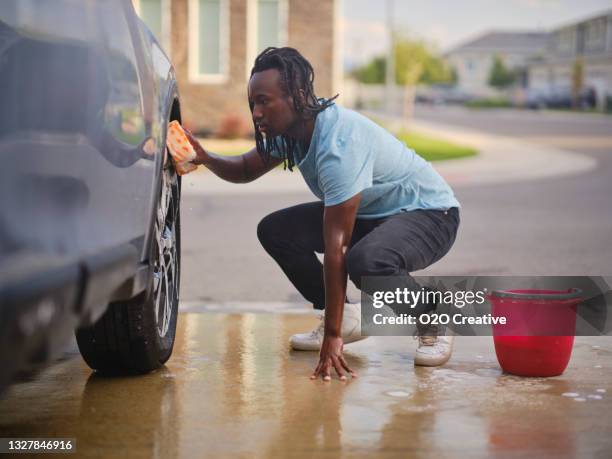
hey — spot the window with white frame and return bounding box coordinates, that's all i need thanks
[465,58,475,72]
[257,0,287,51]
[556,28,576,55]
[133,0,171,53]
[189,0,229,83]
[246,0,288,78]
[585,18,606,52]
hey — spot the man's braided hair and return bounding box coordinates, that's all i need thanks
[249,47,338,171]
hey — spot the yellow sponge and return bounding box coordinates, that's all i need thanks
[166,120,198,175]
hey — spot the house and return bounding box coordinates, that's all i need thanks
[444,31,549,97]
[527,10,612,110]
[132,0,341,135]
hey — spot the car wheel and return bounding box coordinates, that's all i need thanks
[76,145,181,374]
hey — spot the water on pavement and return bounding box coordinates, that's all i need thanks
[1,312,611,458]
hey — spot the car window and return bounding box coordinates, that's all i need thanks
[96,1,147,146]
[0,0,97,44]
[0,0,146,149]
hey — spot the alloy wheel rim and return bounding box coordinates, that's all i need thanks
[152,150,180,338]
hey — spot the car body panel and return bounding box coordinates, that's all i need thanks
[0,0,181,389]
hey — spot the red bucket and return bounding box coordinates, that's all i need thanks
[488,288,582,377]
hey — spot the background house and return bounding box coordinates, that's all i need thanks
[133,0,341,135]
[527,10,612,110]
[444,31,549,98]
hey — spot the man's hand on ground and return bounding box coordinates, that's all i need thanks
[310,335,357,381]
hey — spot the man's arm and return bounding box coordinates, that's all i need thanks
[322,194,361,336]
[311,193,361,381]
[185,130,282,183]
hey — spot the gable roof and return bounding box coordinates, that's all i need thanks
[551,8,612,32]
[446,31,550,55]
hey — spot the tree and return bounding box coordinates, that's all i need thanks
[351,37,455,85]
[352,56,386,84]
[448,66,458,85]
[571,57,584,108]
[488,55,516,89]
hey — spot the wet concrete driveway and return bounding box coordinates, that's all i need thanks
[1,311,611,458]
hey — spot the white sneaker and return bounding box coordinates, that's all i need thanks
[414,323,454,367]
[290,303,367,351]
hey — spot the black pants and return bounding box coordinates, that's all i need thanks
[257,201,460,313]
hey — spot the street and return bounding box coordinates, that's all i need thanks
[179,107,612,303]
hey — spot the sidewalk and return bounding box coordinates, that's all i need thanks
[182,115,597,196]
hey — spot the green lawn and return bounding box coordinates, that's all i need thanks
[465,97,513,109]
[209,131,477,162]
[397,130,477,161]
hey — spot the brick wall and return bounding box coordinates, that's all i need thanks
[170,0,336,135]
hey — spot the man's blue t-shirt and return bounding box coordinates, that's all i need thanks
[270,104,460,219]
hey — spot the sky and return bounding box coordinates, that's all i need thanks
[342,0,612,69]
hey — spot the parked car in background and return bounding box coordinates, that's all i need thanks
[526,86,597,110]
[0,0,182,393]
[525,87,551,109]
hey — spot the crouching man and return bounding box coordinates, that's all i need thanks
[185,47,460,381]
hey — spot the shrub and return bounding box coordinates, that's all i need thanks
[465,98,512,109]
[216,114,251,139]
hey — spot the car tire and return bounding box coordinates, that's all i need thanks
[76,144,181,374]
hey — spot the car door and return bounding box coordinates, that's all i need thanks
[0,0,155,263]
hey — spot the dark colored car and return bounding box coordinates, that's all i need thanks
[526,86,597,110]
[0,0,182,392]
